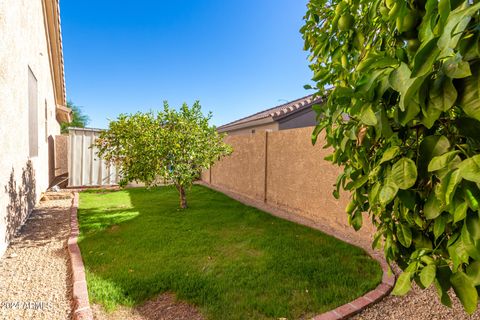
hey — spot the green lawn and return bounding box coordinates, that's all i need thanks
[78,185,381,320]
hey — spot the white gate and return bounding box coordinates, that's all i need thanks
[68,127,120,187]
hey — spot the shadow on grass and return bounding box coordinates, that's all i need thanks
[78,185,382,320]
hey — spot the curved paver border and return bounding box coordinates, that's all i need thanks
[197,181,395,320]
[68,192,93,320]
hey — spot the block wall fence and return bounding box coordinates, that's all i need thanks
[201,126,376,242]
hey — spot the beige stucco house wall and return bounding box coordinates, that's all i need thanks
[224,122,279,136]
[0,0,70,257]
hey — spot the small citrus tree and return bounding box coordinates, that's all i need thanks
[301,0,480,313]
[95,101,232,209]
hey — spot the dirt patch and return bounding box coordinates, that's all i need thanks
[106,225,121,233]
[92,292,204,320]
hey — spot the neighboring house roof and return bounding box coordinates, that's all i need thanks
[42,0,71,123]
[217,94,323,133]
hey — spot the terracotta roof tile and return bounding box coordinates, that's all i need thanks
[218,94,323,130]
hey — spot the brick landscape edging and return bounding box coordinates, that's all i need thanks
[68,192,93,320]
[197,181,395,320]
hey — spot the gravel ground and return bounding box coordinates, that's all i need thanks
[0,198,73,320]
[354,271,480,320]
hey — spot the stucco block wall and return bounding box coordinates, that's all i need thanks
[0,0,61,257]
[203,127,375,241]
[210,133,266,200]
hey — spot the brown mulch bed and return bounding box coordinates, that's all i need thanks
[0,197,73,320]
[92,293,204,320]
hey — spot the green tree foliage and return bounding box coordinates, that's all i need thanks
[94,101,232,209]
[301,0,480,313]
[61,100,90,133]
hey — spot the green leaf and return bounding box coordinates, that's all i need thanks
[454,201,468,223]
[411,37,440,78]
[428,151,460,172]
[448,237,469,271]
[369,56,399,70]
[434,214,447,240]
[459,62,480,122]
[312,123,327,145]
[434,266,453,307]
[466,214,480,241]
[392,271,412,296]
[466,261,480,286]
[377,106,393,138]
[450,271,478,314]
[441,169,462,206]
[423,75,457,127]
[420,264,436,288]
[350,210,363,231]
[429,75,458,113]
[398,98,421,126]
[369,181,381,204]
[397,224,412,248]
[390,158,418,190]
[398,190,417,210]
[389,63,426,111]
[372,231,383,250]
[418,135,451,178]
[461,220,480,260]
[456,117,480,140]
[379,181,399,206]
[438,2,480,57]
[356,69,388,98]
[464,183,480,211]
[458,155,480,184]
[443,56,471,79]
[359,104,378,125]
[414,233,433,249]
[438,0,451,27]
[379,146,400,164]
[424,193,443,219]
[312,68,329,81]
[352,175,369,188]
[418,0,437,42]
[357,52,384,72]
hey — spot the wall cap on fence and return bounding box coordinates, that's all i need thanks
[69,192,93,320]
[197,181,395,320]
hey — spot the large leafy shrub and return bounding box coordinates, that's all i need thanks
[95,101,232,208]
[301,0,480,313]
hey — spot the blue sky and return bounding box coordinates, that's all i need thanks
[61,0,312,129]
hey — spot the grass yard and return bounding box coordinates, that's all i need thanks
[78,185,382,320]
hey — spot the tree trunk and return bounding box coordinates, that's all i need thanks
[176,184,187,209]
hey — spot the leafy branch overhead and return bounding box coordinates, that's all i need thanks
[94,101,232,209]
[61,101,90,133]
[302,0,480,313]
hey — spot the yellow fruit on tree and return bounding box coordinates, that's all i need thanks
[379,5,389,17]
[407,39,421,52]
[338,14,354,31]
[402,12,419,31]
[386,0,396,9]
[341,54,348,68]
